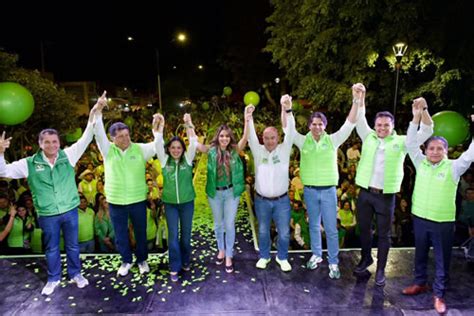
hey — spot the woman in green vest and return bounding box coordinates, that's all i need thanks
[154,113,198,282]
[0,204,16,242]
[402,105,473,314]
[7,204,34,254]
[197,110,250,273]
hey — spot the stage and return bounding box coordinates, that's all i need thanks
[1,242,473,315]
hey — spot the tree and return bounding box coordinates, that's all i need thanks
[0,51,79,160]
[265,0,473,115]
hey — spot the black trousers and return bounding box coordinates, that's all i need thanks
[356,188,395,270]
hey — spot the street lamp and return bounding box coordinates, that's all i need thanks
[155,32,188,111]
[392,42,408,115]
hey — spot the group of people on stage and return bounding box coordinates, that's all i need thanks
[0,83,473,314]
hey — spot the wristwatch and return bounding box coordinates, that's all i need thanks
[285,109,293,113]
[352,98,360,105]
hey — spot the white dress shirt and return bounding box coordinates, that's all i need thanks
[406,121,474,181]
[248,114,295,198]
[0,121,94,179]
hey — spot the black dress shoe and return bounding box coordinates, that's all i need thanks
[375,269,386,287]
[354,256,374,273]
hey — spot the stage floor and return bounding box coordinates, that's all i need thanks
[1,244,474,315]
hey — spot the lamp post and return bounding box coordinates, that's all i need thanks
[392,42,408,115]
[155,32,187,111]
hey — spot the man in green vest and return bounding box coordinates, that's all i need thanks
[0,101,99,295]
[402,109,474,314]
[354,93,433,287]
[290,84,361,279]
[93,93,159,277]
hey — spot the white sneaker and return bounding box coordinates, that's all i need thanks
[117,263,133,277]
[275,257,292,272]
[41,280,60,296]
[329,264,341,279]
[138,261,150,275]
[306,255,323,270]
[256,258,271,269]
[72,274,89,288]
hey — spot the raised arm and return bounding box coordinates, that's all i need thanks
[0,132,28,179]
[406,99,428,169]
[330,84,362,147]
[236,106,253,153]
[183,113,198,163]
[92,91,111,158]
[354,83,373,141]
[153,113,168,165]
[452,114,474,180]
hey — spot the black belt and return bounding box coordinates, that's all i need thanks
[256,192,287,201]
[305,185,334,190]
[366,187,383,194]
[216,184,233,191]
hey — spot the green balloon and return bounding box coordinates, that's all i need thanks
[66,127,82,143]
[243,91,260,106]
[124,116,135,127]
[432,111,470,147]
[223,86,232,96]
[0,82,35,125]
[202,101,210,111]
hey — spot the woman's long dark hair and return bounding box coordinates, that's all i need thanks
[165,136,187,163]
[210,125,237,178]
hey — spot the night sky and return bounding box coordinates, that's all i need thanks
[0,1,268,91]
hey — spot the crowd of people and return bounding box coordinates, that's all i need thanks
[1,85,473,314]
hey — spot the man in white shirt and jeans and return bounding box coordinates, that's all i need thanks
[248,96,295,272]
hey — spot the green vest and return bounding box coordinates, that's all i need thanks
[162,157,196,204]
[7,217,28,248]
[105,143,147,205]
[412,159,457,222]
[146,208,157,241]
[338,209,354,227]
[27,150,79,217]
[206,147,245,198]
[78,207,95,242]
[30,228,43,253]
[300,132,338,186]
[356,132,406,193]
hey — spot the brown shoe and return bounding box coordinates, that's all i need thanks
[402,284,430,295]
[433,296,447,314]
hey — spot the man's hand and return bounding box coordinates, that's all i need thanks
[245,105,255,121]
[352,83,366,107]
[153,113,164,132]
[89,91,108,122]
[0,131,12,154]
[280,94,292,111]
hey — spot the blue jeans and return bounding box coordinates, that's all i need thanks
[38,208,81,282]
[165,201,194,272]
[79,239,95,253]
[109,201,148,264]
[255,194,291,260]
[208,188,240,258]
[304,186,339,265]
[413,216,454,298]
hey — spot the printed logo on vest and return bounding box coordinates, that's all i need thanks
[262,158,268,164]
[320,143,328,150]
[437,172,446,180]
[35,164,45,172]
[129,156,137,160]
[392,144,400,151]
[272,155,281,164]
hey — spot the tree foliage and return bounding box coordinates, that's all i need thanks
[0,51,79,160]
[265,0,473,114]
